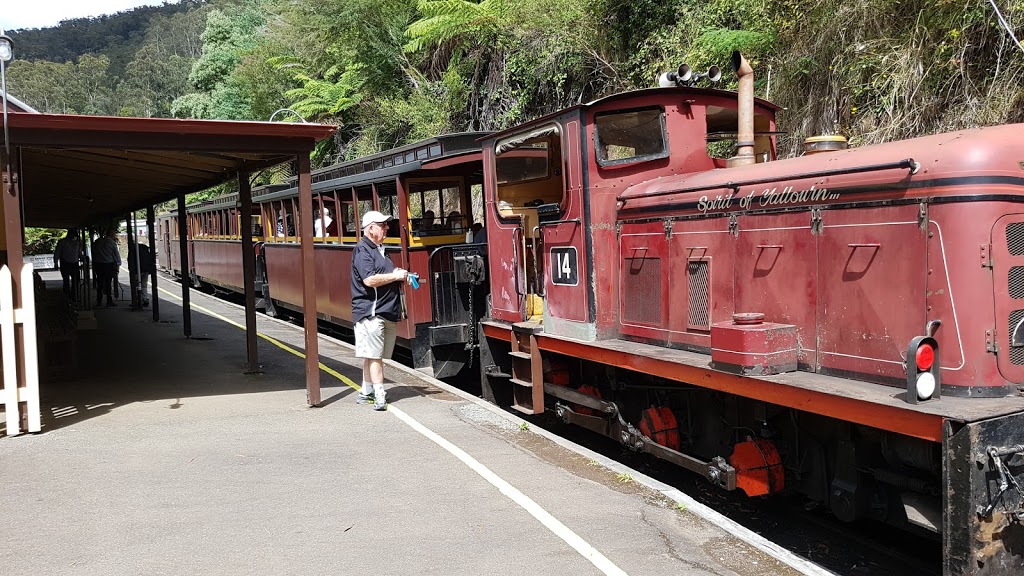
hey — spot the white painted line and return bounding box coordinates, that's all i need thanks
[387,404,629,576]
[158,278,628,575]
[161,273,835,576]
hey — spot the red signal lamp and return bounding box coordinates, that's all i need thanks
[906,323,941,404]
[915,342,935,371]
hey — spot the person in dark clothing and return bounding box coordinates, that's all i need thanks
[129,241,154,306]
[53,228,82,301]
[351,210,408,410]
[92,229,121,307]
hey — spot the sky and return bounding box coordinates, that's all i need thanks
[0,1,183,32]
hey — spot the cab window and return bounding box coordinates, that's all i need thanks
[594,107,667,167]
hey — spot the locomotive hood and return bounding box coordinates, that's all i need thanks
[617,124,1024,218]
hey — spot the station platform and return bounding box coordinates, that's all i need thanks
[1,270,824,576]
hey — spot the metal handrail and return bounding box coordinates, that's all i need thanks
[616,158,920,203]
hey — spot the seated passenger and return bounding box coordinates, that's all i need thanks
[471,222,487,244]
[414,210,436,235]
[447,211,463,233]
[314,208,333,238]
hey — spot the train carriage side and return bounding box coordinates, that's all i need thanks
[256,133,490,376]
[477,61,1024,574]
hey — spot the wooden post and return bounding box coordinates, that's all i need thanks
[1,146,23,287]
[0,145,28,431]
[177,193,191,338]
[297,153,320,405]
[238,172,259,373]
[128,212,140,309]
[147,206,159,321]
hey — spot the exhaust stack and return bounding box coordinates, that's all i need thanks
[727,51,756,168]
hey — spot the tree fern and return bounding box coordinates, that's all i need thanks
[405,0,507,53]
[283,64,366,122]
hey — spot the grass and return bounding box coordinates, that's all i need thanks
[519,421,529,431]
[616,472,633,483]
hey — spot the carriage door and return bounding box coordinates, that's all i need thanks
[542,120,589,326]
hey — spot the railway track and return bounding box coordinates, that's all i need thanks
[533,413,942,576]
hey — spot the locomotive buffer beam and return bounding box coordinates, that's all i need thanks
[551,389,736,491]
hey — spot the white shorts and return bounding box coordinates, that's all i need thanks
[354,316,397,359]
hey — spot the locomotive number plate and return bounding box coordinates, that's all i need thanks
[550,246,578,286]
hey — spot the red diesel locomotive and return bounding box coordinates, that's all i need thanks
[159,52,1024,573]
[476,53,1024,574]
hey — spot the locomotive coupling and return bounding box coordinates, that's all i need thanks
[976,444,1024,521]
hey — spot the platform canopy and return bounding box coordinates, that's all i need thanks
[5,112,335,228]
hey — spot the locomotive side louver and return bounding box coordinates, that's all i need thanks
[1007,224,1024,365]
[1010,309,1024,365]
[1006,222,1024,255]
[623,257,662,324]
[1009,266,1024,299]
[688,261,710,329]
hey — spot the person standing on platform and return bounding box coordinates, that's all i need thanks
[92,229,121,307]
[53,228,83,301]
[351,210,408,411]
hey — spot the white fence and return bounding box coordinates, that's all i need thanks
[1,264,41,435]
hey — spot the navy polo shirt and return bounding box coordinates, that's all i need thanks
[351,236,401,323]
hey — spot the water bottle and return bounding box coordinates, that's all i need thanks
[408,272,420,289]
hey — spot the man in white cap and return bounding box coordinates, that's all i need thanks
[351,210,408,410]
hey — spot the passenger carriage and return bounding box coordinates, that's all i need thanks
[158,133,490,377]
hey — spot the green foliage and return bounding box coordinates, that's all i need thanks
[285,65,365,121]
[172,1,269,120]
[23,228,64,256]
[405,0,507,54]
[7,0,202,78]
[9,0,1024,171]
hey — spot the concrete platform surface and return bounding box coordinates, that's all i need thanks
[1,271,809,576]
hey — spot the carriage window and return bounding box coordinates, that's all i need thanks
[376,181,400,239]
[339,200,356,236]
[356,186,374,239]
[314,195,337,239]
[594,107,667,167]
[409,181,464,237]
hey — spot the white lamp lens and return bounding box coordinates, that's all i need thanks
[916,372,936,400]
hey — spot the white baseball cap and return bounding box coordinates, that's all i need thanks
[361,210,392,229]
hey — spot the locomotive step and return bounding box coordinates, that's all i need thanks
[511,321,543,335]
[509,351,532,360]
[510,377,534,388]
[510,404,539,415]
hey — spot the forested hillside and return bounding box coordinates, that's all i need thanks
[7,0,1024,163]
